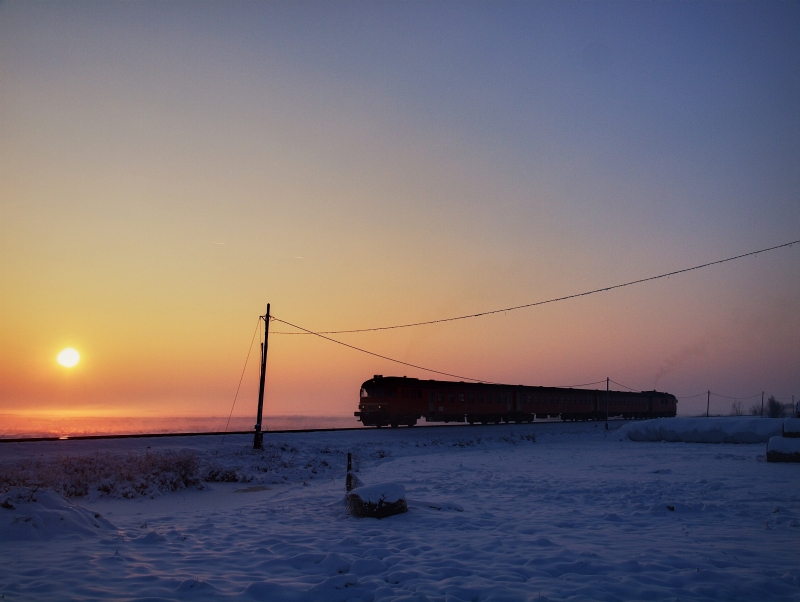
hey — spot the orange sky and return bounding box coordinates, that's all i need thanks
[1,2,798,421]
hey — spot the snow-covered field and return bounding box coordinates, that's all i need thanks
[1,419,798,601]
[617,417,785,444]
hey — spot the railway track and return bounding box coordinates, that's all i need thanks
[0,418,614,444]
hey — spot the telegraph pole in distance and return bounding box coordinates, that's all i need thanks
[605,377,609,430]
[253,303,270,450]
[706,391,710,418]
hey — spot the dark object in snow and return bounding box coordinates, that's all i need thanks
[667,505,675,511]
[782,418,800,439]
[766,435,800,463]
[346,483,408,519]
[344,452,407,518]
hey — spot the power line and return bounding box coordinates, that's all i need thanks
[555,379,607,389]
[711,391,762,401]
[609,379,637,392]
[677,392,708,399]
[273,317,621,390]
[271,316,501,384]
[219,317,261,446]
[678,391,762,400]
[272,239,799,335]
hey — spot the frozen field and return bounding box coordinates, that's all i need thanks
[1,419,798,601]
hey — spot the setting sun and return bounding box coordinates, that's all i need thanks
[57,348,80,368]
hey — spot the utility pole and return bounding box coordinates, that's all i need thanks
[760,391,764,418]
[706,391,710,418]
[605,377,609,430]
[253,303,270,450]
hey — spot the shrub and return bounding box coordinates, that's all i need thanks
[766,396,785,419]
[730,401,744,416]
[0,450,201,499]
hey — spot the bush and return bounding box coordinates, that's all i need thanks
[766,396,785,419]
[0,450,201,499]
[730,401,744,416]
[748,402,762,416]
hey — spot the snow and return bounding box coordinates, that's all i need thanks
[783,418,800,438]
[348,482,406,505]
[0,488,117,542]
[1,421,798,601]
[618,416,784,443]
[767,436,800,456]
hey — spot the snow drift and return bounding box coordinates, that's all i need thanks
[0,488,117,541]
[618,417,783,443]
[767,436,800,462]
[783,418,800,438]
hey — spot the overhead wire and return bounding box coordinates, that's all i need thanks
[710,391,762,401]
[273,317,635,391]
[555,379,607,389]
[263,240,798,395]
[271,239,799,335]
[218,317,261,447]
[271,316,501,384]
[609,379,637,392]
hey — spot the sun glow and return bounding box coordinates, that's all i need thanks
[57,348,80,368]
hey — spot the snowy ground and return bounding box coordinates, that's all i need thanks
[1,419,799,601]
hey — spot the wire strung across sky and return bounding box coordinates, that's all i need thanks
[271,316,501,383]
[609,379,637,392]
[264,239,798,389]
[273,315,635,389]
[676,391,763,401]
[272,239,799,336]
[219,316,261,442]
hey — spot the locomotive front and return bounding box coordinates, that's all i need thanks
[354,375,396,427]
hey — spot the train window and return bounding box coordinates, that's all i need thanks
[468,392,474,403]
[448,391,454,403]
[458,392,464,403]
[436,391,443,403]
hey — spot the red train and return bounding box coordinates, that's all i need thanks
[355,375,677,427]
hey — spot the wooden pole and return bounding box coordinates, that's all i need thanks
[253,303,270,450]
[605,377,609,429]
[706,390,710,418]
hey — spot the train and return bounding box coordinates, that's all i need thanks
[355,375,677,427]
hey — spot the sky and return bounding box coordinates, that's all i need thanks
[1,1,798,422]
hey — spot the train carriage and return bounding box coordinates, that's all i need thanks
[355,375,677,428]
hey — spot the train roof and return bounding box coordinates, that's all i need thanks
[361,375,676,398]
